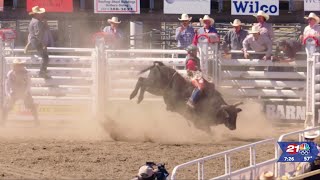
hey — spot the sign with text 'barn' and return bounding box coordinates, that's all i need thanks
[164,0,211,14]
[27,0,73,12]
[94,0,140,14]
[231,0,279,16]
[304,0,320,11]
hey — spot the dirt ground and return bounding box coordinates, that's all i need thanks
[0,100,304,179]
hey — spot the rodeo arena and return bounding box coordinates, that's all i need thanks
[1,0,320,180]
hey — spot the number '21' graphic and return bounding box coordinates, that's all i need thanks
[286,144,299,154]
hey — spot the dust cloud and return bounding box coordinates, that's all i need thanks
[102,99,276,143]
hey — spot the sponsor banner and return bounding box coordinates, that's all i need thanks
[94,0,140,14]
[231,0,279,16]
[0,0,3,12]
[164,0,211,14]
[26,0,73,12]
[8,100,91,120]
[263,101,320,124]
[304,0,320,11]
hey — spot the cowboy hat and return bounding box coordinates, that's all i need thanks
[259,171,275,180]
[200,15,214,25]
[107,17,121,24]
[13,59,26,65]
[138,165,154,178]
[230,19,244,26]
[29,6,46,15]
[178,14,192,21]
[253,10,270,21]
[304,130,320,139]
[249,26,260,34]
[304,12,320,24]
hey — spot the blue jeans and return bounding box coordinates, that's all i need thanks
[190,88,202,104]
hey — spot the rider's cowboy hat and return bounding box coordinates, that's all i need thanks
[230,19,244,26]
[12,59,26,65]
[249,26,260,34]
[259,171,275,180]
[29,6,46,15]
[304,12,320,24]
[178,14,192,21]
[138,165,154,179]
[253,10,270,21]
[107,17,121,24]
[200,15,214,25]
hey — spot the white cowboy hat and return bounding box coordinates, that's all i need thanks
[107,17,121,24]
[13,59,26,65]
[259,171,275,180]
[230,19,244,26]
[200,15,214,25]
[29,6,46,15]
[249,26,260,34]
[178,14,192,21]
[138,165,154,179]
[304,12,320,24]
[304,130,320,139]
[253,10,270,21]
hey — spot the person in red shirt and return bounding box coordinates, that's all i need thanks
[185,45,205,109]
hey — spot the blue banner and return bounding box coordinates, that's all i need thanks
[278,142,319,162]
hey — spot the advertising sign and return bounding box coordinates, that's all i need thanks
[27,0,73,12]
[231,0,279,16]
[164,0,211,14]
[0,0,3,12]
[304,0,320,11]
[94,0,140,14]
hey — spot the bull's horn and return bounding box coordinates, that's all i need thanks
[233,102,243,107]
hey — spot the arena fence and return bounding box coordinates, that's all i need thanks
[0,39,106,121]
[170,138,278,180]
[170,126,320,180]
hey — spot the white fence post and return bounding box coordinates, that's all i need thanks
[0,37,4,121]
[94,37,106,122]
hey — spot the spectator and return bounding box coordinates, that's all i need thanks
[301,13,320,58]
[1,59,38,126]
[242,26,272,60]
[175,14,195,52]
[253,10,274,41]
[222,19,248,59]
[193,15,217,45]
[294,130,320,179]
[258,171,275,180]
[102,16,123,49]
[274,39,302,62]
[26,6,50,79]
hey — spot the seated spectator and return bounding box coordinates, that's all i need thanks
[258,171,275,180]
[222,19,248,59]
[242,26,272,60]
[253,10,274,41]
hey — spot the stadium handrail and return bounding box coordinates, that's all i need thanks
[290,169,320,180]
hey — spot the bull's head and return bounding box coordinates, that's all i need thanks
[217,102,243,130]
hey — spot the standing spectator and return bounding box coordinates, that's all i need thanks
[242,26,272,60]
[27,6,50,79]
[193,15,217,45]
[274,39,302,62]
[1,59,38,126]
[175,14,194,55]
[102,16,123,49]
[301,13,320,58]
[222,19,248,59]
[253,10,274,41]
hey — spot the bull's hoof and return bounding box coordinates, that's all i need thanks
[129,93,135,100]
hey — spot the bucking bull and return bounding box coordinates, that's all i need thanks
[130,61,242,133]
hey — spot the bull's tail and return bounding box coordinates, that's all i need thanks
[138,61,165,75]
